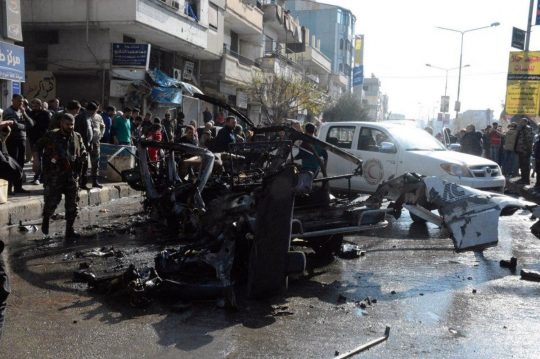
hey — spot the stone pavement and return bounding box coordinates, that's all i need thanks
[0,163,141,227]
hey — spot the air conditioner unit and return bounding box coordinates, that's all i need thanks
[172,68,182,81]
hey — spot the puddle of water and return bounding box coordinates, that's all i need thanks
[427,312,441,321]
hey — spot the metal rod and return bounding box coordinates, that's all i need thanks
[334,326,391,359]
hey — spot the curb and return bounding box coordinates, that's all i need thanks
[505,177,540,205]
[0,183,141,227]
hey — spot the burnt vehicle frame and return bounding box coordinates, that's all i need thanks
[108,94,391,304]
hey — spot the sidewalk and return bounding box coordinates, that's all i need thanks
[0,163,141,227]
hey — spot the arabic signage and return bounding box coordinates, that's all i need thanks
[3,0,22,41]
[505,51,540,115]
[0,41,24,81]
[511,27,525,50]
[23,71,55,101]
[111,43,151,69]
[12,81,19,94]
[353,65,364,86]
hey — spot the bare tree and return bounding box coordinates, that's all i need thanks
[323,93,370,122]
[243,73,326,125]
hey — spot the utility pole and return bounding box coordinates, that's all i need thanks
[526,0,534,51]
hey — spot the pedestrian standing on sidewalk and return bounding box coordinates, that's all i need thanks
[101,106,115,144]
[489,122,503,165]
[112,108,132,146]
[75,103,93,191]
[515,118,535,185]
[33,113,87,239]
[86,102,105,188]
[2,94,34,194]
[162,113,176,142]
[28,99,52,185]
[503,122,518,177]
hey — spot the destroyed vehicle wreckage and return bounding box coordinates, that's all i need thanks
[104,93,540,307]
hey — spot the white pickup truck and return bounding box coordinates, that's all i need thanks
[318,121,505,193]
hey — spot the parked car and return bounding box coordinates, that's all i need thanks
[318,121,505,193]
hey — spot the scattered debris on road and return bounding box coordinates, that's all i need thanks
[500,257,518,269]
[334,326,391,358]
[520,269,540,282]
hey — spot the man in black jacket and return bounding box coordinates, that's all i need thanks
[212,116,237,152]
[460,124,483,156]
[2,94,34,194]
[28,99,51,185]
[75,106,93,190]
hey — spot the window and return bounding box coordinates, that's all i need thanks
[357,127,393,152]
[362,85,369,91]
[208,4,218,30]
[339,39,344,50]
[339,63,343,72]
[326,126,356,149]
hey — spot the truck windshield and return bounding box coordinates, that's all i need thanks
[387,127,447,151]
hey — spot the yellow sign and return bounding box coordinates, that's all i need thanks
[505,51,540,115]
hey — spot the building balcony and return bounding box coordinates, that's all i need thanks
[288,44,331,77]
[262,3,300,43]
[200,47,261,85]
[329,71,349,88]
[225,0,264,35]
[22,0,216,59]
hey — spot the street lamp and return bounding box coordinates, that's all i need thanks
[425,64,470,98]
[436,22,499,120]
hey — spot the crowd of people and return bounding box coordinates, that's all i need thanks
[0,95,325,236]
[427,118,538,186]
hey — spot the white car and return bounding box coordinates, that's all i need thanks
[318,122,505,193]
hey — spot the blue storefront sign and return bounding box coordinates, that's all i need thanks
[0,41,24,82]
[12,81,20,94]
[353,65,364,86]
[112,43,151,69]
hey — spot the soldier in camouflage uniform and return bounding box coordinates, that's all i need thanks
[515,117,535,185]
[32,113,87,239]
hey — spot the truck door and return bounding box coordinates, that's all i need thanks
[323,125,357,190]
[349,126,399,193]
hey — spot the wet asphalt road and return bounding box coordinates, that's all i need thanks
[1,197,540,358]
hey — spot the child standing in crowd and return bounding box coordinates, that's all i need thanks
[147,123,163,163]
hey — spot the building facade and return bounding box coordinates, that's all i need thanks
[284,0,355,96]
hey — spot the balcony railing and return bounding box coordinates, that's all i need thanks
[264,51,304,72]
[223,46,261,68]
